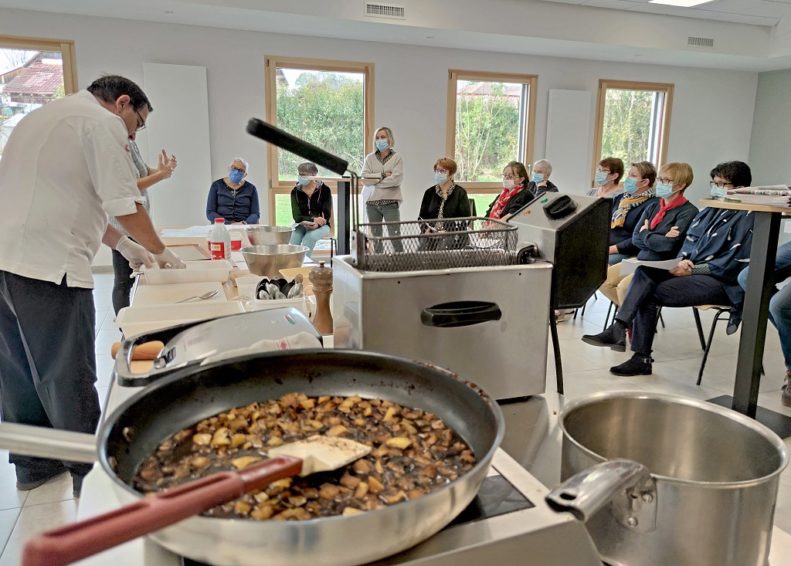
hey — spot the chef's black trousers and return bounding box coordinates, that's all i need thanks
[615,266,731,355]
[0,270,100,481]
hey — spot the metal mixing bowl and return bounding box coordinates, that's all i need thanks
[246,225,293,246]
[241,245,308,277]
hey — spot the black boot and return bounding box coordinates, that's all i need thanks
[610,354,653,376]
[582,321,626,352]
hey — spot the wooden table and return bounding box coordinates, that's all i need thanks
[700,199,788,418]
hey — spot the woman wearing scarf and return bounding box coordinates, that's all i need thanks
[419,157,471,250]
[606,161,658,265]
[583,161,754,377]
[600,162,699,305]
[485,162,529,219]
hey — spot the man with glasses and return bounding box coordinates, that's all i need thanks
[0,75,184,496]
[582,161,754,376]
[206,157,260,224]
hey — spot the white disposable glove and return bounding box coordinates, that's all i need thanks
[154,247,186,269]
[115,235,155,269]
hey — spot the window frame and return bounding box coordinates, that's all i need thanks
[592,79,674,184]
[264,56,374,224]
[0,34,78,95]
[445,69,538,195]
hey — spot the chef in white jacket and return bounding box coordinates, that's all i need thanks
[361,126,404,252]
[0,75,183,497]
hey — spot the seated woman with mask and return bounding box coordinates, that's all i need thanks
[582,161,755,377]
[485,162,529,219]
[206,157,260,224]
[599,162,699,306]
[419,157,471,249]
[289,162,332,258]
[606,161,658,265]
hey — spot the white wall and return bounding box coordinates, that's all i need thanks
[749,69,791,245]
[2,7,758,226]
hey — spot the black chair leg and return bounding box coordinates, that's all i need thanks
[549,310,564,395]
[658,308,665,329]
[692,308,706,351]
[697,311,728,386]
[604,301,614,331]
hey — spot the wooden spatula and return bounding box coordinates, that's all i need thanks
[23,436,371,566]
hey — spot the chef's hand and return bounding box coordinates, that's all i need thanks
[115,235,155,269]
[154,248,186,269]
[670,259,693,277]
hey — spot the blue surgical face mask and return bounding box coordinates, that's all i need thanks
[595,170,609,186]
[297,175,311,186]
[229,169,244,184]
[710,185,727,198]
[623,177,638,194]
[531,172,544,184]
[375,139,389,152]
[434,172,448,185]
[655,182,673,199]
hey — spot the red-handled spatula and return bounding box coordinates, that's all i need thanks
[22,435,371,566]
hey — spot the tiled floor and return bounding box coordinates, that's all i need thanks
[0,273,790,564]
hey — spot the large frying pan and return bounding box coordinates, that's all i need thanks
[20,349,504,566]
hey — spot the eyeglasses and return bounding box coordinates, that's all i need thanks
[596,168,610,174]
[710,181,734,189]
[231,167,246,174]
[134,109,146,131]
[657,177,674,184]
[502,174,516,180]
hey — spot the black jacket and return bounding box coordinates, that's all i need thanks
[625,200,699,260]
[290,182,332,225]
[609,193,658,251]
[419,184,471,222]
[485,180,559,218]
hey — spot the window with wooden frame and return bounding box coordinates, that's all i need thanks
[0,35,77,159]
[446,69,537,212]
[265,56,374,225]
[592,79,673,184]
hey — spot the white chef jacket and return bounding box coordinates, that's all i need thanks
[0,90,144,288]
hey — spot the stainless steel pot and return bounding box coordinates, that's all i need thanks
[547,392,788,566]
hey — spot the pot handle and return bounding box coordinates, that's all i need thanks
[545,459,653,523]
[421,301,502,328]
[22,456,302,566]
[0,422,96,464]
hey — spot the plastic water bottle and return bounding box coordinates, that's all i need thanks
[208,218,231,260]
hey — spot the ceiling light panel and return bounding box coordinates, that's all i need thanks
[649,0,715,6]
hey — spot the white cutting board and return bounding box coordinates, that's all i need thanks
[132,281,225,306]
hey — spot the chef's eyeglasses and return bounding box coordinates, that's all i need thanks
[710,181,734,189]
[134,110,146,131]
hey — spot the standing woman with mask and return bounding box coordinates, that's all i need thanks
[206,157,260,224]
[362,127,404,252]
[109,137,177,314]
[289,162,332,259]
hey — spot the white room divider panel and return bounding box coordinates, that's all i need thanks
[142,62,212,227]
[545,89,593,195]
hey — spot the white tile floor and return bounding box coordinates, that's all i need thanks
[0,273,789,564]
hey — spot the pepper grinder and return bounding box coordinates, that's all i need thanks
[309,261,333,335]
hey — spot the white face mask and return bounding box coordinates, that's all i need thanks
[503,179,515,189]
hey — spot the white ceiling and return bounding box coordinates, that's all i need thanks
[3,0,791,72]
[540,0,791,27]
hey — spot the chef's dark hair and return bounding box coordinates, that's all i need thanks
[710,161,751,188]
[87,75,153,112]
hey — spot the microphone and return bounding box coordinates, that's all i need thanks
[246,118,349,176]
